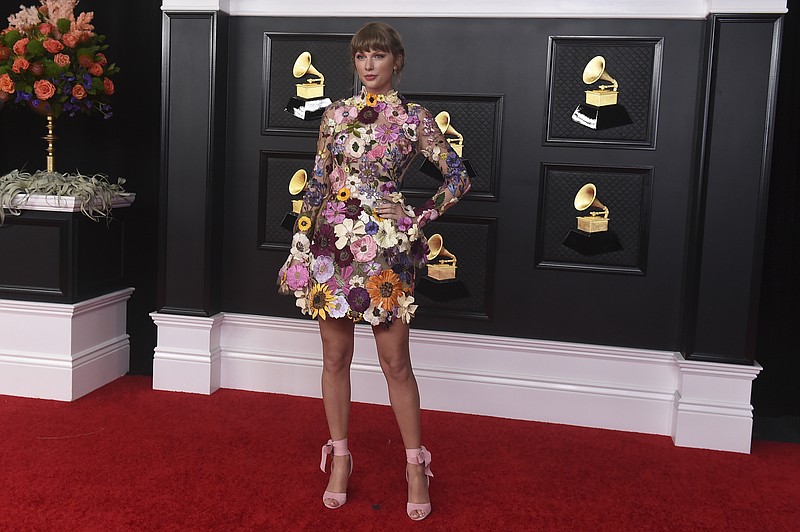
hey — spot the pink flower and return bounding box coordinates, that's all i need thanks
[88,63,103,76]
[323,201,346,224]
[12,38,29,56]
[34,79,56,100]
[62,33,79,48]
[350,235,377,262]
[39,23,54,35]
[43,39,64,54]
[329,166,346,190]
[12,57,29,73]
[95,52,107,66]
[383,105,408,125]
[334,105,357,124]
[54,53,70,67]
[285,263,309,291]
[366,144,387,161]
[71,84,87,100]
[103,77,115,95]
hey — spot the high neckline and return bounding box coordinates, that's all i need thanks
[358,87,401,106]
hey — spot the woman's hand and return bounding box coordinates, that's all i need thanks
[374,194,413,221]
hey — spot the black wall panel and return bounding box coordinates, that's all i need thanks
[220,16,710,353]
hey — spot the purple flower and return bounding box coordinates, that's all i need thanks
[312,255,335,283]
[392,254,415,284]
[334,246,354,267]
[364,220,379,235]
[311,224,336,256]
[375,123,400,144]
[343,198,362,220]
[347,287,371,313]
[357,106,379,124]
[397,216,412,232]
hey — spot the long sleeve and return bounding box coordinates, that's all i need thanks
[411,105,472,228]
[294,105,336,237]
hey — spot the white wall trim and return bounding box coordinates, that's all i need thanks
[151,312,762,453]
[161,0,787,17]
[0,288,134,401]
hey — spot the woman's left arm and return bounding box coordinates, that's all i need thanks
[411,105,472,228]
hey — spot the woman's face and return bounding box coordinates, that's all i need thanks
[354,49,396,94]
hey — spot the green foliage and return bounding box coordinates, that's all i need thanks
[4,30,20,46]
[0,170,129,224]
[56,18,70,34]
[26,38,44,57]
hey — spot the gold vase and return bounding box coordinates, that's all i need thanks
[27,101,57,172]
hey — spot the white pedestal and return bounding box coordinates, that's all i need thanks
[0,288,134,401]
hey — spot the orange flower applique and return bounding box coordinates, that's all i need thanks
[366,270,404,310]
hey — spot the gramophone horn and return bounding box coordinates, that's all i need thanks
[434,111,464,156]
[426,233,457,263]
[582,55,618,91]
[292,51,325,83]
[574,183,609,218]
[288,169,308,195]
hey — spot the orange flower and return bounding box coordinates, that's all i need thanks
[103,78,114,95]
[12,57,29,73]
[0,73,15,94]
[33,79,55,100]
[89,63,103,76]
[54,53,70,67]
[42,38,63,54]
[72,84,87,100]
[365,92,378,106]
[366,270,404,310]
[336,187,351,201]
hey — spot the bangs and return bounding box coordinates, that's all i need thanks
[350,28,393,55]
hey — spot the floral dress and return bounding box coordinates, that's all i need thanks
[278,89,471,325]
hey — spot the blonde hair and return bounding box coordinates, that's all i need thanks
[350,22,405,76]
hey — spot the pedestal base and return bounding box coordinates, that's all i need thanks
[285,96,331,120]
[0,288,133,401]
[281,211,298,232]
[416,276,470,301]
[562,229,623,256]
[571,103,633,130]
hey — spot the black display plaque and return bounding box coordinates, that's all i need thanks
[536,163,652,274]
[262,32,359,136]
[544,36,663,148]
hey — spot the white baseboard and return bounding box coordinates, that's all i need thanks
[0,289,134,401]
[150,312,762,453]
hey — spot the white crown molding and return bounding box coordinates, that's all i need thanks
[161,0,787,17]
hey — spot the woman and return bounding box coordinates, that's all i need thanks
[278,21,471,521]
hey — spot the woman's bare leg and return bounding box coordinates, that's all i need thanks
[319,317,356,506]
[372,321,430,516]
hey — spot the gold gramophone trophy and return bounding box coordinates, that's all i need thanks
[562,183,623,255]
[426,233,457,280]
[285,51,332,120]
[571,56,632,130]
[416,233,470,300]
[420,111,476,180]
[281,169,308,231]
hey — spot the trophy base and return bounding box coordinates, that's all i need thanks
[281,211,298,232]
[419,158,477,181]
[562,229,623,256]
[285,96,331,120]
[576,216,609,233]
[416,276,470,301]
[571,103,632,130]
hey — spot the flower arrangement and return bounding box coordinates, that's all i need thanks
[0,0,119,118]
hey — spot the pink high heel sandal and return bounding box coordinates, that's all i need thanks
[320,438,352,509]
[405,446,433,521]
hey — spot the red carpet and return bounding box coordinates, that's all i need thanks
[1,376,798,531]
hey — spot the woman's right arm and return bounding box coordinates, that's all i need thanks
[289,105,337,259]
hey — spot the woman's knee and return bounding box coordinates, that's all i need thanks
[379,352,414,383]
